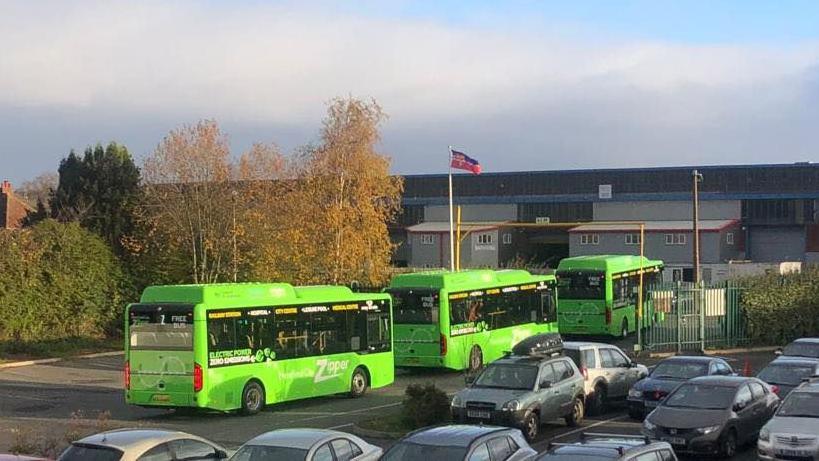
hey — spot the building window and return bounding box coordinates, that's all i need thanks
[664,233,686,245]
[726,232,734,245]
[477,233,493,245]
[420,234,435,245]
[503,233,512,245]
[580,234,599,245]
[624,233,641,245]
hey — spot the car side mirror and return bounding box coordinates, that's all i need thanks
[774,348,783,356]
[733,402,746,412]
[215,449,228,459]
[629,361,638,368]
[465,374,476,385]
[540,380,552,389]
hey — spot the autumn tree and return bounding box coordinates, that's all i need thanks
[18,172,57,209]
[253,97,403,286]
[137,120,284,284]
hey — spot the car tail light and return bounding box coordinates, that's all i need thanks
[605,309,612,325]
[124,361,130,390]
[580,366,589,381]
[440,334,447,356]
[193,363,203,392]
[771,385,780,396]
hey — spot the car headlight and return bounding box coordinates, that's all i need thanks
[759,426,770,442]
[695,425,721,435]
[451,395,463,408]
[643,420,657,432]
[629,389,643,398]
[501,399,520,411]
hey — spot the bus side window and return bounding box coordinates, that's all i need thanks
[541,288,557,323]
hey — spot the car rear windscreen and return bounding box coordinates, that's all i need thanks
[58,444,123,461]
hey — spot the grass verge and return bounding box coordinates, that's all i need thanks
[0,336,122,362]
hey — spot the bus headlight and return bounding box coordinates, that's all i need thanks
[502,399,520,411]
[451,395,464,408]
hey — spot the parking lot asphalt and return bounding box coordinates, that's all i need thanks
[0,350,775,459]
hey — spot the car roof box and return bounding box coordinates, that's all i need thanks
[512,333,563,357]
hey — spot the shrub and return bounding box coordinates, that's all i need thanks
[401,383,451,429]
[740,267,819,345]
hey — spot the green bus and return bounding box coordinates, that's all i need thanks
[125,283,393,414]
[386,269,558,372]
[556,255,663,337]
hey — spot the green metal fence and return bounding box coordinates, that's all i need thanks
[641,281,749,353]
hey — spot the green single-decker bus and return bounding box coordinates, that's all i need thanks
[556,255,663,337]
[386,269,558,372]
[125,283,393,414]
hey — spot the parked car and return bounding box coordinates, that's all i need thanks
[535,433,678,460]
[777,338,819,359]
[451,335,586,441]
[563,341,648,415]
[642,376,779,458]
[757,377,819,461]
[627,355,734,419]
[0,456,49,461]
[229,428,381,461]
[757,356,819,397]
[380,425,536,461]
[57,429,227,461]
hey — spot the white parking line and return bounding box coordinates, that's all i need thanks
[532,415,629,450]
[328,423,354,430]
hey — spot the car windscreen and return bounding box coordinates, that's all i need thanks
[380,442,468,461]
[388,289,439,324]
[776,392,819,418]
[229,445,309,461]
[474,364,538,390]
[783,342,819,359]
[650,361,708,380]
[663,383,736,410]
[556,271,605,300]
[58,444,124,461]
[128,304,194,350]
[758,364,816,386]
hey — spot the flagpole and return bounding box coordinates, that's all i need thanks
[448,146,455,272]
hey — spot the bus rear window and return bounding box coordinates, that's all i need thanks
[389,289,439,324]
[128,304,194,350]
[557,271,605,300]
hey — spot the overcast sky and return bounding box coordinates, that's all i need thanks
[2,0,819,184]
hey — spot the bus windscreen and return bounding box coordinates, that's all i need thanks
[389,289,439,324]
[128,304,194,350]
[557,271,605,300]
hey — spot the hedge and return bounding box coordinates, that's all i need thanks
[740,267,819,345]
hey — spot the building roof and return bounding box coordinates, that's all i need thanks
[568,219,738,233]
[406,221,508,233]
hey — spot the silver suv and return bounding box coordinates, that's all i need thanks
[758,378,819,461]
[537,433,677,461]
[564,342,648,415]
[451,353,585,442]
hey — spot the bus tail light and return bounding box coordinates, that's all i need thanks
[605,309,612,325]
[193,363,203,392]
[440,334,447,356]
[580,366,589,381]
[124,361,130,390]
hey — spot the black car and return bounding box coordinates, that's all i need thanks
[380,425,537,461]
[627,355,734,419]
[777,337,819,359]
[757,356,819,397]
[642,376,780,458]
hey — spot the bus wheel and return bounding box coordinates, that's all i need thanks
[240,381,265,415]
[620,318,629,338]
[468,346,483,373]
[350,367,369,398]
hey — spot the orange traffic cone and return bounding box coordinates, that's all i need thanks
[743,357,752,377]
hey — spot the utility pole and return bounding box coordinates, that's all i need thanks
[692,170,703,285]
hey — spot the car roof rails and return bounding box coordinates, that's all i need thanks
[548,441,626,456]
[581,432,651,444]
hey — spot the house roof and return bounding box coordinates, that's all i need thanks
[568,219,738,233]
[406,221,508,233]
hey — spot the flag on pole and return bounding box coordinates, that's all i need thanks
[450,150,482,175]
